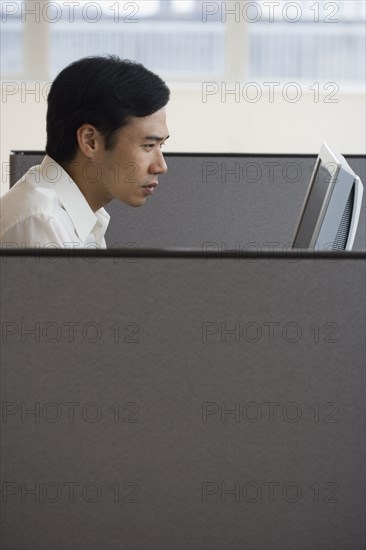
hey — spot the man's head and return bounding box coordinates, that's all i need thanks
[46,56,170,209]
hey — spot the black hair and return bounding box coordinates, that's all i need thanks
[46,55,170,163]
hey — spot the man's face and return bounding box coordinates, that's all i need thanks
[94,107,169,207]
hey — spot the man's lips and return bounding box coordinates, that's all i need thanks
[142,182,158,196]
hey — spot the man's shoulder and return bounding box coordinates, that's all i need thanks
[1,160,62,235]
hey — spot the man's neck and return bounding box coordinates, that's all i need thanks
[60,158,111,213]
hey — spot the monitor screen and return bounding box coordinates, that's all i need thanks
[292,143,363,251]
[292,160,338,248]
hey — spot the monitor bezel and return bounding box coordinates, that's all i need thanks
[291,142,356,250]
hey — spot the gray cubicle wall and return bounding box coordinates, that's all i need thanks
[9,151,366,250]
[1,250,365,550]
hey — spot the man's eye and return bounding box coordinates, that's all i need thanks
[144,143,165,150]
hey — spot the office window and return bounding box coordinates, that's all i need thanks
[247,0,366,85]
[1,0,365,86]
[0,0,24,75]
[47,0,225,80]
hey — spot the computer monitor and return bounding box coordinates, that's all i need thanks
[292,142,364,251]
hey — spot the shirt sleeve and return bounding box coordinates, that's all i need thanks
[0,213,79,249]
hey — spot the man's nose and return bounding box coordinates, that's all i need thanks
[151,150,168,175]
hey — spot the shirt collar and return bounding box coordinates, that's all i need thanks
[40,155,110,243]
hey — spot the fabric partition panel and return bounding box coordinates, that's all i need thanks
[1,252,365,550]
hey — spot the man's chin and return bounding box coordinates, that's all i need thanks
[119,197,147,208]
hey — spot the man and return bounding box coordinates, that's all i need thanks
[0,56,170,248]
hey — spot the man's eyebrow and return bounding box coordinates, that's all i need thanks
[144,135,170,142]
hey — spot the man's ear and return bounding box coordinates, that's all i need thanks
[76,125,102,158]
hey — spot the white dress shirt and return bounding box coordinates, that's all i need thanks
[0,155,110,249]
